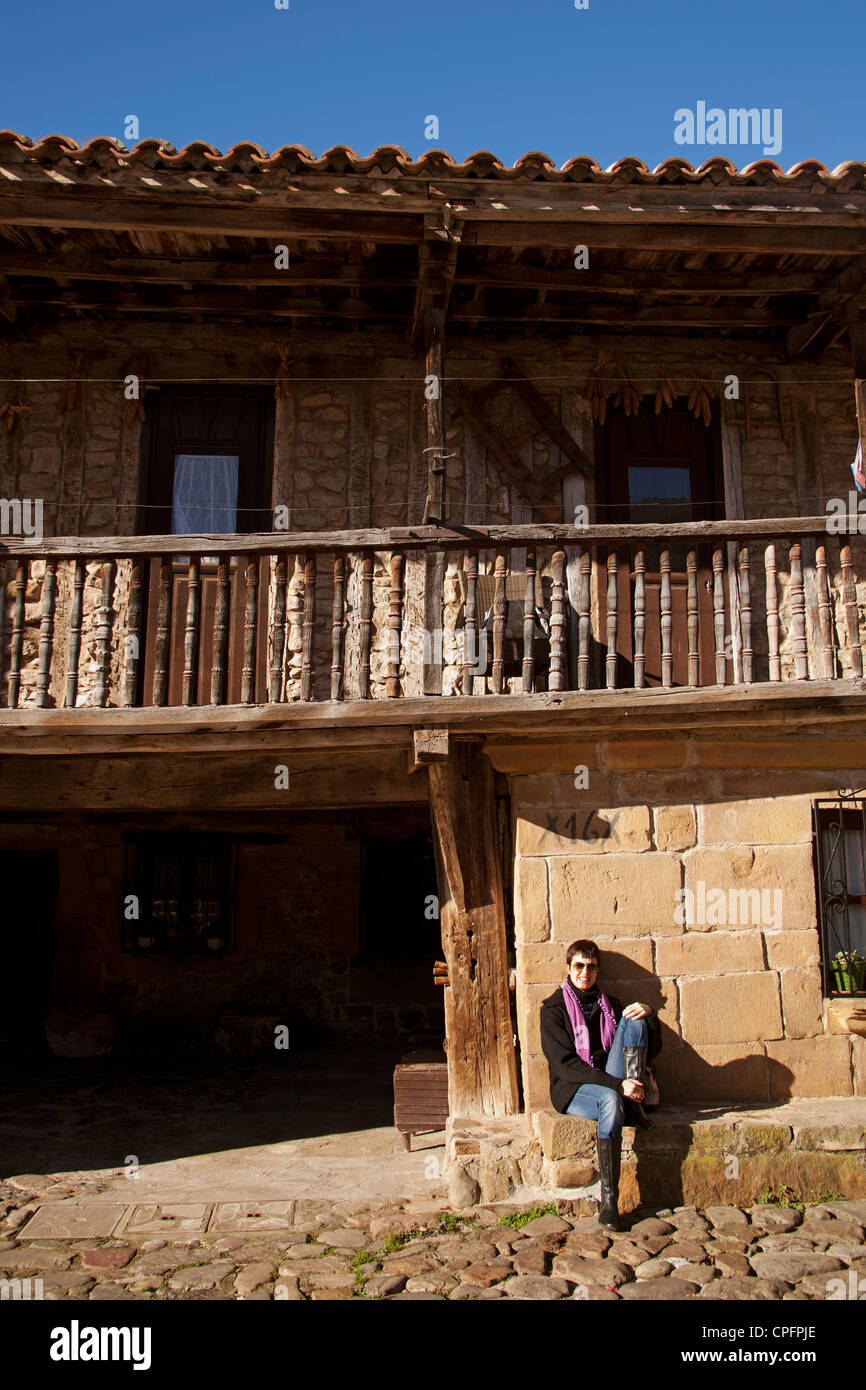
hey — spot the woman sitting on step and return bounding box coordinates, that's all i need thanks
[540,939,661,1232]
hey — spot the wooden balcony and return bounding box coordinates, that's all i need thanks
[1,519,864,732]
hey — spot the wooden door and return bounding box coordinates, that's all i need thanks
[595,400,725,687]
[137,387,274,706]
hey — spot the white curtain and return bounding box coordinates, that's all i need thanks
[172,454,239,534]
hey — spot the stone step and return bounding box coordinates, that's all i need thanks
[530,1100,866,1208]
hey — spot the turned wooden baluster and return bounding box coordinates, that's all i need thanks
[765,543,781,682]
[463,552,478,696]
[65,559,84,708]
[686,549,699,687]
[789,541,808,681]
[93,559,115,709]
[36,558,57,709]
[123,558,143,707]
[660,547,673,688]
[840,544,863,678]
[211,558,231,706]
[182,557,201,707]
[152,558,173,706]
[738,543,753,684]
[7,559,27,709]
[549,550,567,692]
[492,551,507,694]
[523,549,537,693]
[815,542,835,679]
[712,546,726,685]
[241,556,259,705]
[633,547,646,689]
[605,548,618,689]
[358,553,374,698]
[300,553,317,701]
[386,552,403,698]
[577,547,591,691]
[331,555,346,701]
[268,554,287,704]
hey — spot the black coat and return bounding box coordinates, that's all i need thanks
[540,986,662,1115]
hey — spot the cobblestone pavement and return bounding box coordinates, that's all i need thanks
[2,1179,865,1301]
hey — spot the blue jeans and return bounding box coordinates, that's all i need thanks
[565,1016,647,1138]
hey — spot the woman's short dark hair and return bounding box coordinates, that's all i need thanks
[566,939,600,966]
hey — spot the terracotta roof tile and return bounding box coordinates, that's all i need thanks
[0,131,864,189]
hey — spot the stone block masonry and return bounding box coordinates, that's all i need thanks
[512,739,866,1109]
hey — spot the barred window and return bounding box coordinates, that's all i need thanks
[812,799,866,996]
[123,832,237,956]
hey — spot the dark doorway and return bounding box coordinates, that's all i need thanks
[137,386,275,705]
[595,398,725,687]
[0,850,57,1055]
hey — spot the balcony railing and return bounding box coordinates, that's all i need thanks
[1,518,863,711]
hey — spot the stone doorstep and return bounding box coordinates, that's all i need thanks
[528,1100,866,1206]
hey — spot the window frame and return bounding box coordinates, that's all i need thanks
[812,797,866,997]
[122,830,238,958]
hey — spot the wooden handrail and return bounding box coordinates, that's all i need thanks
[0,514,849,558]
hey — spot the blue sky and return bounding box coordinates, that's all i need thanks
[2,0,863,169]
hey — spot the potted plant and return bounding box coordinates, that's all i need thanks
[831,950,866,992]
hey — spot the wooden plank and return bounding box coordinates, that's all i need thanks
[3,680,866,755]
[1,515,841,560]
[427,742,519,1117]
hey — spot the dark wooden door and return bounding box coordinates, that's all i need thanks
[595,400,725,687]
[138,388,274,705]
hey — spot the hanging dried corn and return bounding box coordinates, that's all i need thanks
[614,377,641,417]
[0,400,29,435]
[654,378,677,414]
[688,379,716,427]
[587,346,617,425]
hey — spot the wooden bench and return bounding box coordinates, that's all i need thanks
[393,1054,448,1151]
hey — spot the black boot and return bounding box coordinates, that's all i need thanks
[623,1045,653,1129]
[596,1135,621,1230]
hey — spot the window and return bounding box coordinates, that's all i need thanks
[812,799,866,995]
[123,833,237,956]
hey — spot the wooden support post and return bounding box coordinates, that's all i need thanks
[428,741,520,1118]
[423,310,445,694]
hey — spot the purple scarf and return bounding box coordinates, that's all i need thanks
[562,978,617,1067]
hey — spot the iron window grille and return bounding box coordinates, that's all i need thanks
[812,798,866,996]
[122,832,238,957]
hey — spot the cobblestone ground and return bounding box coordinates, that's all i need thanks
[2,1180,865,1301]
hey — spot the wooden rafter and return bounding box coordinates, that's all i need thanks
[786,258,866,361]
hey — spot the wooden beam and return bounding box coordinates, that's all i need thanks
[0,513,848,560]
[464,222,866,256]
[448,381,562,520]
[1,679,865,751]
[0,190,422,243]
[455,264,830,297]
[428,742,519,1117]
[0,249,418,289]
[25,286,409,320]
[411,213,461,352]
[502,357,591,476]
[422,309,446,693]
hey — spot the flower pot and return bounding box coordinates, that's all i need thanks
[832,960,866,992]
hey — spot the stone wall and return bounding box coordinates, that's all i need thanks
[512,736,866,1108]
